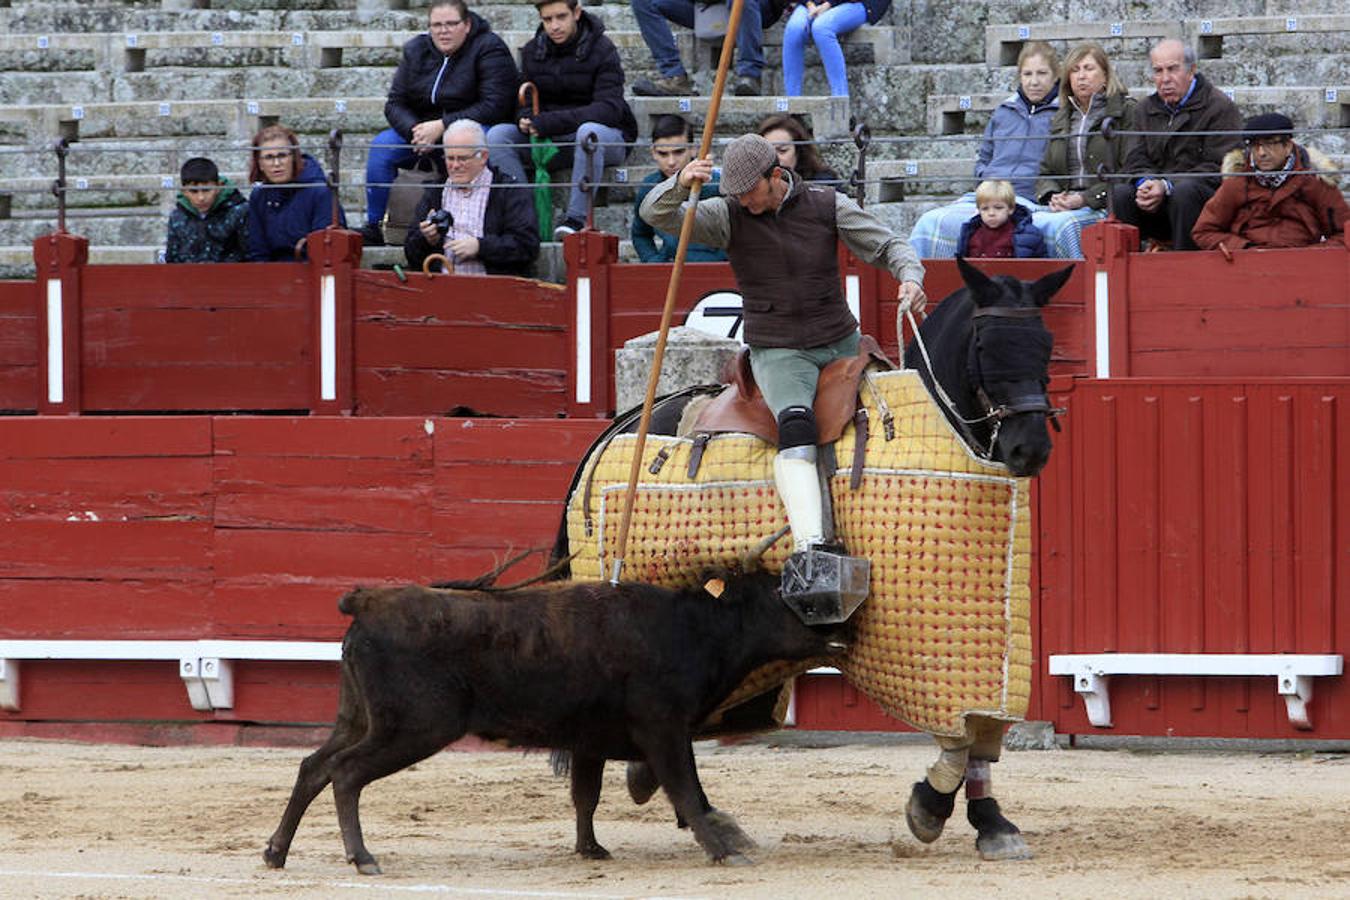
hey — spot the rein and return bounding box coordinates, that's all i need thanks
[904,305,1064,460]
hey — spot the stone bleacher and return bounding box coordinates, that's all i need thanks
[0,0,1346,279]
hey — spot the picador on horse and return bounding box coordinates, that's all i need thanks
[558,131,1075,860]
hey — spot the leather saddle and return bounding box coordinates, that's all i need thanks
[680,334,894,486]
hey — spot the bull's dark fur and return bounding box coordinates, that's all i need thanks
[263,571,849,874]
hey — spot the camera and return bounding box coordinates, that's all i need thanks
[427,208,453,235]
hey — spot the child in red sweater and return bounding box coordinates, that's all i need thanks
[956,179,1046,258]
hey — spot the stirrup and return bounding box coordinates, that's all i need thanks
[780,545,870,625]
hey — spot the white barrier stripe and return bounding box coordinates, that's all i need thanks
[0,868,708,899]
[845,273,860,322]
[45,279,63,404]
[320,273,337,401]
[575,276,591,405]
[1093,268,1110,379]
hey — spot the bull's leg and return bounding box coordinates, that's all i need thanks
[964,717,1031,861]
[329,724,461,875]
[264,665,367,869]
[570,753,610,860]
[638,734,750,866]
[628,755,753,850]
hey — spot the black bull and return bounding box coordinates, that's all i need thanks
[263,571,849,873]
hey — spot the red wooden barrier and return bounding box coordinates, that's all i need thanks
[0,416,608,728]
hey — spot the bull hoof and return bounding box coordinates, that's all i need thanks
[706,807,758,853]
[262,844,287,869]
[626,761,659,805]
[356,860,383,875]
[905,780,956,844]
[968,797,1032,861]
[715,851,755,867]
[576,841,612,860]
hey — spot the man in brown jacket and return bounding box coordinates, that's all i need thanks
[640,133,924,606]
[1110,38,1242,251]
[1192,113,1349,252]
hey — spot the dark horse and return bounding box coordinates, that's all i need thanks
[553,257,1076,860]
[899,256,1074,860]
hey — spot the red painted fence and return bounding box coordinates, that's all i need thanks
[0,222,1346,741]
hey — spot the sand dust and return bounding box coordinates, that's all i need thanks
[0,735,1345,899]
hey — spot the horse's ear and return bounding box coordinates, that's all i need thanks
[1029,264,1076,307]
[956,256,996,298]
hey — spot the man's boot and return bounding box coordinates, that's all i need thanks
[773,449,870,624]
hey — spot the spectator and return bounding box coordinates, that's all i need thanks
[630,0,786,97]
[758,114,841,184]
[1110,38,1241,251]
[164,156,248,263]
[632,115,726,262]
[362,0,519,246]
[403,120,540,277]
[782,0,890,98]
[1193,113,1349,252]
[956,179,1046,258]
[908,42,1059,258]
[1033,42,1136,258]
[246,125,346,262]
[486,0,638,240]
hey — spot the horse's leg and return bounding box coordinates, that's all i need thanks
[964,716,1032,861]
[905,738,967,843]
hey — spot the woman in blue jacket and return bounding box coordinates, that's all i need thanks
[782,0,890,98]
[246,125,346,262]
[908,41,1059,259]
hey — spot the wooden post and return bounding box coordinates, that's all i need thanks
[33,231,88,415]
[307,226,361,415]
[565,229,619,418]
[1081,220,1137,379]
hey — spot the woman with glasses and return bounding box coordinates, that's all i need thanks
[1192,112,1348,251]
[246,124,346,262]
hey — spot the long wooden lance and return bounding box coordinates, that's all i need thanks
[608,0,747,583]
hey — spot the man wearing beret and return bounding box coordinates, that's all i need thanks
[1192,112,1349,252]
[640,132,925,601]
[1111,38,1242,251]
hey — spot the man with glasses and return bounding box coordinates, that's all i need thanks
[639,132,925,602]
[1110,38,1241,251]
[362,0,519,246]
[403,119,540,277]
[1193,112,1349,252]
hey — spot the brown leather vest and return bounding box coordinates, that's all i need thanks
[726,182,857,349]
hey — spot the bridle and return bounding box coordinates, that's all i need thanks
[905,305,1065,460]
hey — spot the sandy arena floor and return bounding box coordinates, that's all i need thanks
[0,735,1345,899]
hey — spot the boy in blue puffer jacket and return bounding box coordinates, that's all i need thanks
[956,180,1046,258]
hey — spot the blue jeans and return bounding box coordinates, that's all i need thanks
[782,2,868,97]
[630,0,766,79]
[364,127,421,227]
[485,121,630,224]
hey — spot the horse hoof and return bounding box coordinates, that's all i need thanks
[976,831,1033,861]
[356,860,383,875]
[905,780,954,844]
[707,807,758,853]
[626,760,659,805]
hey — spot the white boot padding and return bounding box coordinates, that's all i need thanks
[773,453,824,552]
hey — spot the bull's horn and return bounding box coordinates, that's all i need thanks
[741,525,790,571]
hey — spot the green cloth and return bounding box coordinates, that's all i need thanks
[529,136,558,237]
